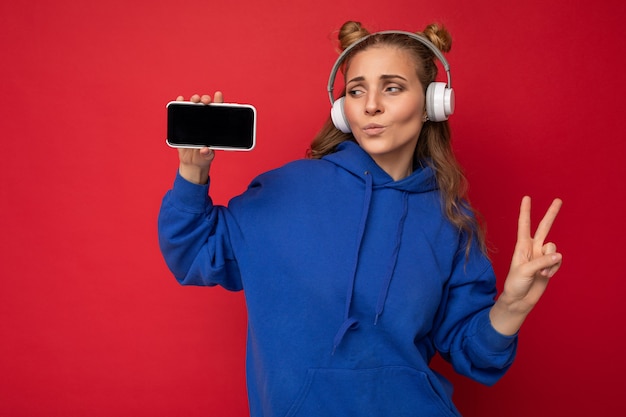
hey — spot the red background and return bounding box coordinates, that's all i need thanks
[1,0,624,416]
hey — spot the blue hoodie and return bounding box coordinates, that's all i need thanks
[158,141,517,417]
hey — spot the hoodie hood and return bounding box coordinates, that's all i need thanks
[323,141,438,194]
[323,141,439,352]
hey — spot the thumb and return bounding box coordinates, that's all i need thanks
[525,252,562,278]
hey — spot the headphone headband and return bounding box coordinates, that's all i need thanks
[327,30,452,105]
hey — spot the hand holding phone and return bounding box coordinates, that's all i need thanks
[166,96,257,151]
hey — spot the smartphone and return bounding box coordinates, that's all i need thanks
[166,101,256,150]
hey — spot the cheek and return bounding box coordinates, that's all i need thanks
[342,99,358,125]
[396,106,424,133]
[401,98,425,122]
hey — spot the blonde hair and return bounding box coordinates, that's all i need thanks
[308,21,486,255]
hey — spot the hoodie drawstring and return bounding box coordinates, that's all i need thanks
[374,192,409,324]
[333,171,373,354]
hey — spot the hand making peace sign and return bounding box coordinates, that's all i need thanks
[490,196,563,336]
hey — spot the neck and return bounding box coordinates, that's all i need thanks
[372,155,413,181]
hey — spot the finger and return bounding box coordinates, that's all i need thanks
[533,198,562,244]
[176,95,184,101]
[190,94,201,103]
[540,243,558,276]
[200,94,212,105]
[542,242,557,255]
[199,147,215,160]
[214,91,224,103]
[545,256,563,278]
[517,196,532,242]
[524,252,562,278]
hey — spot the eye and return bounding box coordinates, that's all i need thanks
[348,88,364,97]
[385,85,403,93]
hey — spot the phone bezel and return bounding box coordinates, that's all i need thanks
[166,101,257,151]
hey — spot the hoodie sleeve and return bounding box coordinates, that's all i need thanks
[432,244,517,386]
[157,172,243,291]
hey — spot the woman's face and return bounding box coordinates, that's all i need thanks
[343,45,426,180]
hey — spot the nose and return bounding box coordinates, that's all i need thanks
[365,92,383,115]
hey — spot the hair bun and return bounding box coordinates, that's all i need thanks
[338,21,370,51]
[420,23,452,53]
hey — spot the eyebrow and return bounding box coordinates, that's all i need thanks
[346,74,408,84]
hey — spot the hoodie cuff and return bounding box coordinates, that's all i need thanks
[169,171,212,213]
[474,310,518,352]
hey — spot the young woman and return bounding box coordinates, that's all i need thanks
[158,20,562,417]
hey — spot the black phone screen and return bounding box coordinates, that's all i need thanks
[167,103,256,150]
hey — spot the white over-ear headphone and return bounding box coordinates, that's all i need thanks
[327,30,455,133]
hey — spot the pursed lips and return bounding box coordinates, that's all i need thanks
[362,123,386,136]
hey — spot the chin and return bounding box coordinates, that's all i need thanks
[356,139,394,155]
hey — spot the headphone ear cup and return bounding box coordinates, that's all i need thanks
[331,97,352,133]
[426,82,455,122]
